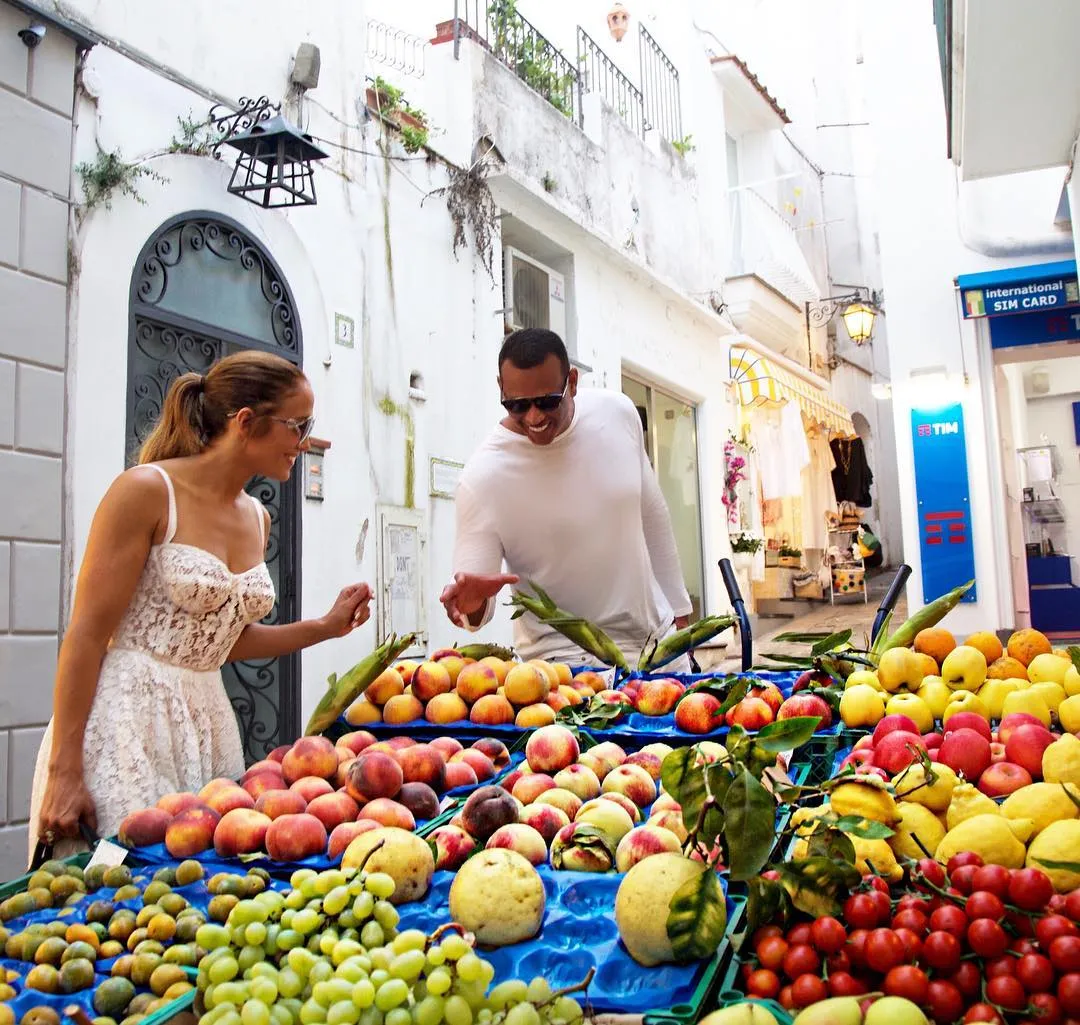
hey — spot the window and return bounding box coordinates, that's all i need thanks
[622,375,706,620]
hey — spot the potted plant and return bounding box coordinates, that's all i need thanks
[778,545,803,568]
[364,77,430,153]
[729,533,763,572]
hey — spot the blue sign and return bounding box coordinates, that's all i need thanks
[911,403,977,604]
[958,260,1080,319]
[989,307,1080,350]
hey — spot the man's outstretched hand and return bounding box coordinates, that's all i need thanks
[440,572,520,628]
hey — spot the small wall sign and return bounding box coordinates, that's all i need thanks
[304,450,325,500]
[430,458,464,499]
[334,313,355,348]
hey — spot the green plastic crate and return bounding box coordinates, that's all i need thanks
[140,966,199,1025]
[715,934,795,1024]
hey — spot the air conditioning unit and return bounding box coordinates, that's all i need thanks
[503,246,567,340]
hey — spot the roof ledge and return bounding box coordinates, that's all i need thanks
[711,54,790,133]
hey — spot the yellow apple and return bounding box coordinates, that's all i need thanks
[917,676,952,720]
[845,669,883,692]
[1030,680,1067,713]
[1001,688,1051,727]
[940,645,988,691]
[1065,665,1080,697]
[977,677,1021,720]
[877,648,923,694]
[840,685,886,729]
[942,690,990,723]
[885,693,934,734]
[1028,654,1072,686]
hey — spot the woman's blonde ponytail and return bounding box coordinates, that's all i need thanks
[138,373,207,464]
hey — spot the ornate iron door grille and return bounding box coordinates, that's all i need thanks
[125,213,303,763]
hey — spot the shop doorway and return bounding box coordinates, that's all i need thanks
[621,375,706,619]
[125,214,303,762]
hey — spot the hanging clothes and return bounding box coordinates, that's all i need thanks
[801,434,836,551]
[830,436,874,508]
[754,404,809,499]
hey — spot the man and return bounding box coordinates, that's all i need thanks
[440,327,693,667]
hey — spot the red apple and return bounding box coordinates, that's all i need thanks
[840,749,875,772]
[1004,724,1056,780]
[923,732,943,750]
[854,735,874,751]
[872,714,921,747]
[776,694,832,729]
[871,731,926,774]
[990,742,1007,764]
[794,669,831,692]
[998,713,1051,746]
[938,728,992,781]
[978,762,1033,798]
[943,712,993,742]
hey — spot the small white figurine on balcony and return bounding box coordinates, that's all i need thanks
[607,2,630,42]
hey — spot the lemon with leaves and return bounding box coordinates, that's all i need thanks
[1027,820,1080,892]
[893,762,957,813]
[936,813,1033,868]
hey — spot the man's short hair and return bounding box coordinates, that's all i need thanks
[498,328,570,377]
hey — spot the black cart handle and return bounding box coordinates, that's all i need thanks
[871,563,912,645]
[719,558,753,673]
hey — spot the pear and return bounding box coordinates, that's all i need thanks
[863,995,929,1025]
[699,1005,778,1025]
[791,997,862,1025]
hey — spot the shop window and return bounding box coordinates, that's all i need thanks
[622,374,706,620]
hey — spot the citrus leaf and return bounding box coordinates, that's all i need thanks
[772,631,836,644]
[1029,857,1080,874]
[746,876,790,937]
[777,857,861,919]
[1062,784,1080,813]
[715,677,750,718]
[805,827,855,863]
[812,629,852,657]
[723,768,776,880]
[666,866,727,962]
[753,716,821,753]
[661,748,708,833]
[1070,646,1080,674]
[831,815,895,840]
[757,653,817,666]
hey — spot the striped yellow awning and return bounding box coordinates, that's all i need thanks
[729,345,855,436]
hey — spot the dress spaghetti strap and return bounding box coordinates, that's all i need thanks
[144,464,178,544]
[248,493,266,548]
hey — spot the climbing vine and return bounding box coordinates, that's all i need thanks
[74,147,167,219]
[168,111,224,157]
[487,0,576,119]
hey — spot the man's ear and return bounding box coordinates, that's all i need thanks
[568,366,579,396]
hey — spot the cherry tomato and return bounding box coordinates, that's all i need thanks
[929,903,969,938]
[777,985,795,1011]
[968,918,1008,959]
[1039,914,1080,951]
[751,925,784,947]
[843,893,883,930]
[828,971,867,997]
[884,965,929,1003]
[1066,889,1080,922]
[966,890,1006,921]
[791,973,828,1008]
[987,974,1027,1011]
[826,950,851,974]
[951,865,979,894]
[1061,974,1080,1017]
[985,955,1016,979]
[868,889,892,921]
[891,909,928,937]
[1027,992,1064,1025]
[926,979,965,1025]
[949,960,983,999]
[761,870,781,881]
[746,969,781,999]
[971,864,1012,898]
[782,944,820,981]
[846,928,870,968]
[921,930,962,973]
[947,851,984,874]
[896,894,931,914]
[1017,952,1056,994]
[894,927,922,962]
[1008,908,1037,938]
[1009,867,1055,912]
[865,875,890,894]
[915,858,947,890]
[786,923,813,946]
[1050,892,1069,914]
[1053,936,1080,975]
[1011,937,1040,956]
[755,936,788,972]
[810,916,847,954]
[865,928,905,974]
[962,1004,1003,1024]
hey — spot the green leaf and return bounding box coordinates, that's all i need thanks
[661,748,708,834]
[746,876,790,937]
[831,815,895,840]
[754,717,821,752]
[811,630,853,657]
[1069,646,1080,674]
[777,857,861,919]
[722,768,777,880]
[1029,856,1080,874]
[756,653,817,666]
[1062,783,1080,813]
[772,631,837,644]
[666,867,728,962]
[715,677,750,718]
[805,827,856,864]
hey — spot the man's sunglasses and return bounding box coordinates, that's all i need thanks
[500,378,569,418]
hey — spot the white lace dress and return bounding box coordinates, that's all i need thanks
[28,465,276,858]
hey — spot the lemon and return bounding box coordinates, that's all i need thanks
[790,805,829,838]
[946,782,1001,830]
[829,779,902,826]
[977,678,1021,720]
[893,762,957,813]
[1027,819,1080,892]
[1043,734,1080,786]
[1001,782,1080,836]
[1059,695,1080,733]
[917,677,952,720]
[840,685,885,728]
[936,813,1032,868]
[1031,681,1068,713]
[1065,665,1080,697]
[889,802,945,860]
[850,835,904,882]
[1028,654,1072,686]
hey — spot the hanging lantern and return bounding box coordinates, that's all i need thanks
[607,2,630,42]
[841,301,877,345]
[221,115,329,209]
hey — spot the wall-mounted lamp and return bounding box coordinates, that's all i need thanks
[805,287,885,347]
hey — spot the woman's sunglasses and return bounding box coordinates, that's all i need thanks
[500,378,569,418]
[268,415,316,443]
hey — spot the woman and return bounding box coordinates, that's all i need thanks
[30,350,371,856]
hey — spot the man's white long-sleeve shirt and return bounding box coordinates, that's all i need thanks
[452,388,693,665]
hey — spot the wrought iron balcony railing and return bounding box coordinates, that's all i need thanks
[639,24,682,143]
[576,27,645,139]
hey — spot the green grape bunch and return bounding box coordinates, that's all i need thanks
[192,849,591,1025]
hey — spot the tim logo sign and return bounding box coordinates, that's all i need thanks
[916,420,960,438]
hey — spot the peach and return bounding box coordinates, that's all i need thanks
[429,826,477,871]
[549,822,615,872]
[534,788,583,820]
[328,820,379,862]
[397,782,440,821]
[365,667,405,705]
[777,694,832,729]
[523,660,556,688]
[635,679,685,717]
[456,663,501,703]
[472,738,511,769]
[213,808,272,857]
[578,751,614,781]
[461,785,519,840]
[118,808,172,848]
[469,694,515,725]
[338,730,378,756]
[437,655,468,685]
[335,745,356,766]
[359,798,416,831]
[444,761,479,791]
[164,805,220,858]
[512,773,558,805]
[242,771,288,801]
[425,692,469,725]
[335,757,357,790]
[625,751,663,782]
[652,793,681,816]
[750,684,785,715]
[382,694,423,725]
[290,776,335,803]
[486,823,548,866]
[559,685,585,707]
[648,809,689,843]
[430,736,464,759]
[344,696,383,726]
[615,824,683,872]
[156,792,202,816]
[516,703,556,727]
[570,679,597,699]
[241,759,284,783]
[347,752,404,801]
[255,789,308,820]
[199,778,236,801]
[206,786,256,816]
[576,798,634,843]
[479,656,510,685]
[264,813,328,862]
[674,692,723,734]
[525,725,580,774]
[451,749,496,781]
[395,660,420,685]
[519,802,570,845]
[599,791,643,823]
[595,689,635,710]
[602,764,657,808]
[544,690,572,713]
[398,744,447,792]
[268,744,291,763]
[281,736,339,784]
[575,671,608,694]
[591,741,627,768]
[504,664,550,706]
[728,697,775,731]
[412,661,453,702]
[640,742,674,761]
[386,736,417,750]
[553,764,601,802]
[306,792,360,832]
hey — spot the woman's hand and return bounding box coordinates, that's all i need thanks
[320,583,373,639]
[37,768,96,844]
